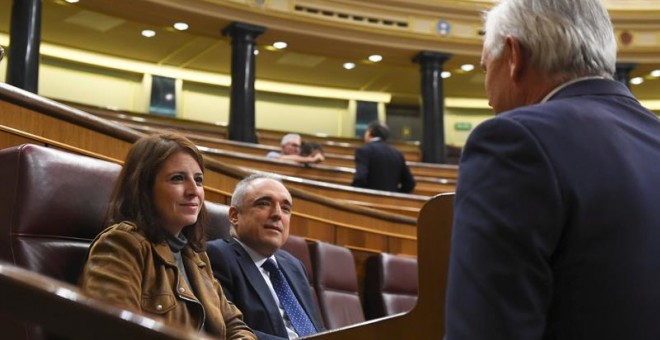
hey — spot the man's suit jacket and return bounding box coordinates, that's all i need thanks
[351,140,415,193]
[445,78,660,340]
[206,238,324,340]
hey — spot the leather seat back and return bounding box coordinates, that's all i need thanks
[364,253,418,319]
[309,241,365,329]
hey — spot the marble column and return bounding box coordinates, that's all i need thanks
[413,51,451,164]
[7,0,42,93]
[222,22,266,143]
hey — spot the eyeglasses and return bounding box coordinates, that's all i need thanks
[286,143,301,148]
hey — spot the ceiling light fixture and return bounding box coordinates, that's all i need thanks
[141,30,156,38]
[343,62,356,70]
[630,77,644,85]
[368,54,383,62]
[441,71,452,79]
[460,64,475,72]
[173,22,189,31]
[650,69,660,78]
[254,49,259,55]
[64,0,80,3]
[272,41,288,49]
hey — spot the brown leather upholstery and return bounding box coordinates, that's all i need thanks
[364,253,418,319]
[309,241,365,329]
[0,143,232,340]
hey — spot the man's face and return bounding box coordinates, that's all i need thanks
[231,179,292,257]
[281,138,301,155]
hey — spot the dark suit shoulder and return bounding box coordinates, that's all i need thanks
[206,238,232,257]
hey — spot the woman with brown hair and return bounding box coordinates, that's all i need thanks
[80,132,256,339]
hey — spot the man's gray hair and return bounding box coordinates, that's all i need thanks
[280,133,301,146]
[230,172,286,210]
[483,0,616,81]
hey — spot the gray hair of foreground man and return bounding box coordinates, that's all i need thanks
[483,0,617,80]
[230,173,287,211]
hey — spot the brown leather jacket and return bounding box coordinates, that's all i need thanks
[80,222,256,339]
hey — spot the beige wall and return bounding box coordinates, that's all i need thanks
[6,53,495,146]
[0,57,5,83]
[39,57,144,112]
[255,92,349,137]
[445,108,495,147]
[179,82,353,137]
[181,81,231,125]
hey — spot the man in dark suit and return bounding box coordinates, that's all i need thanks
[207,173,324,340]
[351,121,415,193]
[445,1,660,339]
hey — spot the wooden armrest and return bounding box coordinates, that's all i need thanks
[0,261,214,340]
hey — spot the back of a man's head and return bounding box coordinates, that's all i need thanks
[483,0,616,79]
[367,121,390,141]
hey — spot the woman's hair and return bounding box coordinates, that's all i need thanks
[300,141,323,157]
[105,132,207,251]
[482,0,616,81]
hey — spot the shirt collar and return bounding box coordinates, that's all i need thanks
[234,237,275,267]
[541,76,607,103]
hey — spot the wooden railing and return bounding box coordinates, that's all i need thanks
[0,262,213,340]
[124,123,454,197]
[199,147,454,197]
[64,100,460,176]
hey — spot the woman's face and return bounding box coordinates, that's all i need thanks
[152,151,205,235]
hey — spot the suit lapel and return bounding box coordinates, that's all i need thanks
[229,240,285,329]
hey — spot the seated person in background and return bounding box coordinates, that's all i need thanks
[300,141,324,168]
[299,141,324,158]
[351,121,415,193]
[80,132,256,339]
[207,173,325,340]
[266,133,324,164]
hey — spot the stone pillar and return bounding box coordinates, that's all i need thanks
[7,0,42,93]
[614,63,636,88]
[221,22,266,143]
[413,51,451,164]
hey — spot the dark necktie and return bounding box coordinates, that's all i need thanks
[262,258,317,337]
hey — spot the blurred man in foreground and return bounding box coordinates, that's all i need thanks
[446,0,660,339]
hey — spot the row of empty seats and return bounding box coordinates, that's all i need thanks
[0,143,418,339]
[283,236,419,329]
